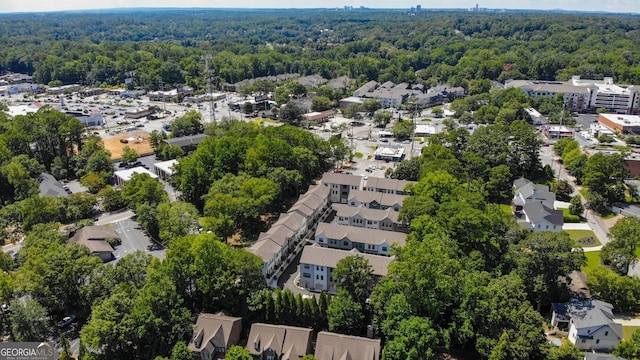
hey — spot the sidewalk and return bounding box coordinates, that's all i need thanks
[613,316,640,326]
[562,223,591,230]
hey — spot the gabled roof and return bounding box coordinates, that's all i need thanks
[523,201,563,226]
[553,299,622,339]
[165,133,207,148]
[272,212,306,233]
[314,332,380,360]
[322,173,363,187]
[315,223,406,248]
[513,180,555,207]
[188,313,242,352]
[248,237,283,262]
[300,244,393,276]
[332,204,399,224]
[247,323,312,359]
[363,177,415,193]
[70,226,118,253]
[347,190,406,209]
[37,173,69,198]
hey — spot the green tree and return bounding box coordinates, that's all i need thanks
[121,173,168,207]
[120,146,139,164]
[225,345,252,360]
[615,328,640,359]
[279,103,305,126]
[587,267,640,313]
[80,171,107,193]
[547,343,583,360]
[156,201,199,244]
[550,180,573,201]
[170,110,203,137]
[334,255,374,307]
[327,290,364,336]
[9,298,51,342]
[311,96,334,112]
[382,316,439,360]
[343,103,361,119]
[431,106,444,118]
[373,111,392,128]
[513,231,586,311]
[392,120,414,141]
[362,98,382,114]
[601,217,640,275]
[568,195,584,217]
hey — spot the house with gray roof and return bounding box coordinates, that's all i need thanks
[37,173,69,198]
[363,177,415,195]
[287,185,330,223]
[164,133,207,149]
[332,204,406,233]
[247,323,312,360]
[327,76,351,90]
[315,222,405,256]
[314,331,380,360]
[513,178,563,232]
[552,299,623,351]
[299,243,393,293]
[188,313,242,360]
[353,80,379,97]
[70,226,118,261]
[321,173,363,203]
[347,190,406,211]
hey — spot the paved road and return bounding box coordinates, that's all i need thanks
[94,209,135,226]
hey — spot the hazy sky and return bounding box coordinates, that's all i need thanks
[0,0,638,13]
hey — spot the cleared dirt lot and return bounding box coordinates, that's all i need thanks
[102,131,154,160]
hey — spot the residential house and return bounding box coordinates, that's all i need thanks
[353,80,379,97]
[299,243,393,293]
[332,204,406,233]
[314,332,381,360]
[551,299,623,351]
[512,178,563,232]
[70,226,118,261]
[363,177,415,195]
[287,185,330,224]
[37,173,69,198]
[248,212,308,287]
[321,173,363,204]
[188,313,242,360]
[247,323,312,360]
[347,190,406,211]
[315,223,406,256]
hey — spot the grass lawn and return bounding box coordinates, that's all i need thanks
[636,247,640,259]
[353,152,363,159]
[564,230,601,247]
[623,326,640,340]
[582,251,602,274]
[558,208,581,223]
[601,212,618,220]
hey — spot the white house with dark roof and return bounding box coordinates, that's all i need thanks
[347,190,406,211]
[315,222,405,256]
[512,178,563,232]
[552,299,623,351]
[321,173,363,203]
[333,204,406,233]
[299,243,393,293]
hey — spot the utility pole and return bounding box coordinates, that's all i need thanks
[159,79,166,112]
[202,54,216,123]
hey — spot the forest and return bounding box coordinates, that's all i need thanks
[1,10,640,92]
[1,8,640,360]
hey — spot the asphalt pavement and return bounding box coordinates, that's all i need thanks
[109,217,166,262]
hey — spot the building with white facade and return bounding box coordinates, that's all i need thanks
[298,243,393,293]
[332,204,406,233]
[153,159,178,181]
[314,222,406,256]
[551,299,623,351]
[113,167,158,186]
[321,173,363,204]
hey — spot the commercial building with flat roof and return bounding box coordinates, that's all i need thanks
[598,113,640,134]
[114,167,158,186]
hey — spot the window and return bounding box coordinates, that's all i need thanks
[596,339,600,344]
[320,275,324,280]
[581,339,586,343]
[343,241,349,246]
[304,264,309,269]
[382,246,388,252]
[267,356,275,360]
[605,331,609,336]
[303,273,311,278]
[316,266,320,270]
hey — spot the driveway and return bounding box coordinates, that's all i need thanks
[278,241,314,297]
[562,223,592,230]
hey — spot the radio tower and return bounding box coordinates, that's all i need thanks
[202,55,216,123]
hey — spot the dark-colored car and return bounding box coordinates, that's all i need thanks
[58,315,76,329]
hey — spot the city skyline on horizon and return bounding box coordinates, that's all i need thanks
[1,0,639,14]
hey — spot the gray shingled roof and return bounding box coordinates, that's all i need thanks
[37,173,69,198]
[321,173,364,187]
[165,133,207,148]
[247,323,312,359]
[347,190,406,209]
[364,177,416,193]
[523,202,563,226]
[332,204,399,223]
[315,222,406,247]
[299,243,393,277]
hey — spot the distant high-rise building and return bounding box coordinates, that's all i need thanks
[416,5,421,11]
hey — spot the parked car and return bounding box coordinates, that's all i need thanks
[58,315,76,329]
[380,139,389,143]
